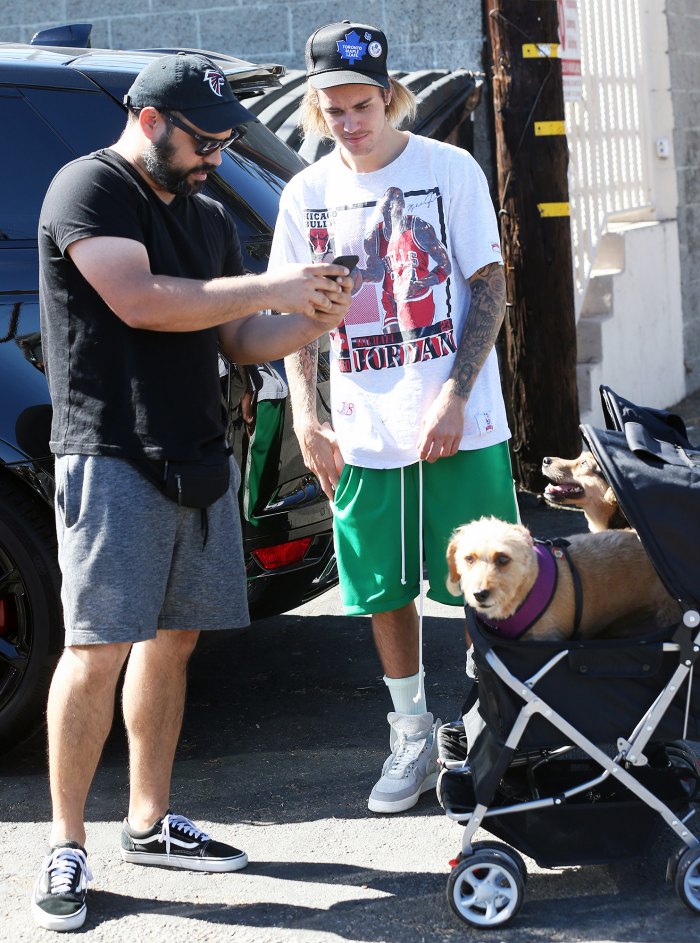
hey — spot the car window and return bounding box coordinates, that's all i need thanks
[22,87,125,156]
[0,92,72,241]
[230,118,304,184]
[0,80,298,274]
[207,123,303,272]
[206,153,279,272]
[0,88,125,242]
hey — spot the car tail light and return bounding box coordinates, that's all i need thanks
[251,537,313,570]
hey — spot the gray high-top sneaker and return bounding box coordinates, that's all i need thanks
[368,711,441,813]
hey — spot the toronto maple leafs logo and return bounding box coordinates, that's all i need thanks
[203,68,225,97]
[336,30,367,65]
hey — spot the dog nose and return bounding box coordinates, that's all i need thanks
[542,456,552,466]
[473,589,490,603]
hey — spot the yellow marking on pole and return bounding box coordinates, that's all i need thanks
[535,120,566,136]
[522,43,561,58]
[537,202,570,217]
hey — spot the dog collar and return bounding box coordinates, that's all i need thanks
[477,543,558,639]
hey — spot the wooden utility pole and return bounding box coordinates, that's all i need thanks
[485,0,580,492]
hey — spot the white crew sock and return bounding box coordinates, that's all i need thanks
[383,672,427,747]
[383,671,427,715]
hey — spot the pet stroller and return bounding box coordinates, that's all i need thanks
[437,386,700,928]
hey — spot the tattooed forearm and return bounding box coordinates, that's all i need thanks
[293,340,319,382]
[285,339,320,426]
[450,263,506,399]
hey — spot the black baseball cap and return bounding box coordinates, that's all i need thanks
[124,53,249,134]
[305,21,390,90]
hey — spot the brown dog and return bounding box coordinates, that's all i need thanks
[446,517,678,641]
[541,451,628,532]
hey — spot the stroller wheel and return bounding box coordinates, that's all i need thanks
[457,841,528,884]
[673,846,700,914]
[447,849,525,928]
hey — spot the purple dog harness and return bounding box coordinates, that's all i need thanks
[476,542,561,640]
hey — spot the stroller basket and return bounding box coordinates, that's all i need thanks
[439,745,695,867]
[441,387,700,930]
[469,621,700,760]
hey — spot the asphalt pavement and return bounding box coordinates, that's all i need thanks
[3,481,700,943]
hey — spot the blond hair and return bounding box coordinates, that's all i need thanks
[299,77,417,140]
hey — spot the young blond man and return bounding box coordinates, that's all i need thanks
[269,22,518,814]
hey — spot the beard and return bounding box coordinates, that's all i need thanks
[143,127,209,197]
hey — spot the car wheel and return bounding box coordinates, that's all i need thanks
[0,476,62,750]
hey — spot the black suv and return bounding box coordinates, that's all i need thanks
[0,27,337,749]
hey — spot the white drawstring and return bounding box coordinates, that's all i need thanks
[400,466,406,585]
[414,460,425,704]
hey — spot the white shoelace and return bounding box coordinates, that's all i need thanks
[159,813,211,856]
[386,731,426,778]
[45,847,92,895]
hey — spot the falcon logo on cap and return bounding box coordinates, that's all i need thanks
[204,68,225,97]
[336,30,368,65]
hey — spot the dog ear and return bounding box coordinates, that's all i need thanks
[513,522,534,546]
[603,486,617,508]
[445,538,463,597]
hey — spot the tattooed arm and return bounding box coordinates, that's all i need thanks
[418,262,506,462]
[285,340,345,499]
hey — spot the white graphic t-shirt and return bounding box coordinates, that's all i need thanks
[269,133,510,469]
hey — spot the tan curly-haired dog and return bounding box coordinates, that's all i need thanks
[446,516,678,641]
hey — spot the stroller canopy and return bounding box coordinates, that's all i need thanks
[581,387,700,614]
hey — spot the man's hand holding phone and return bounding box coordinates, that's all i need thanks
[311,255,358,327]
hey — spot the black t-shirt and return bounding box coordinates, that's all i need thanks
[38,149,244,461]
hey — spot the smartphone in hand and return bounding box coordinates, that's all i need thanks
[328,254,359,278]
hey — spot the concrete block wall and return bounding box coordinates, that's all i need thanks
[0,0,485,71]
[667,0,700,394]
[0,0,493,176]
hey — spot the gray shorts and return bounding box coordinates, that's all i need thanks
[54,454,250,646]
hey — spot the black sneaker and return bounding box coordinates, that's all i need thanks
[120,812,248,872]
[437,719,470,769]
[32,841,92,932]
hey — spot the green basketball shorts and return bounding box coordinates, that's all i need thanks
[332,442,518,615]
